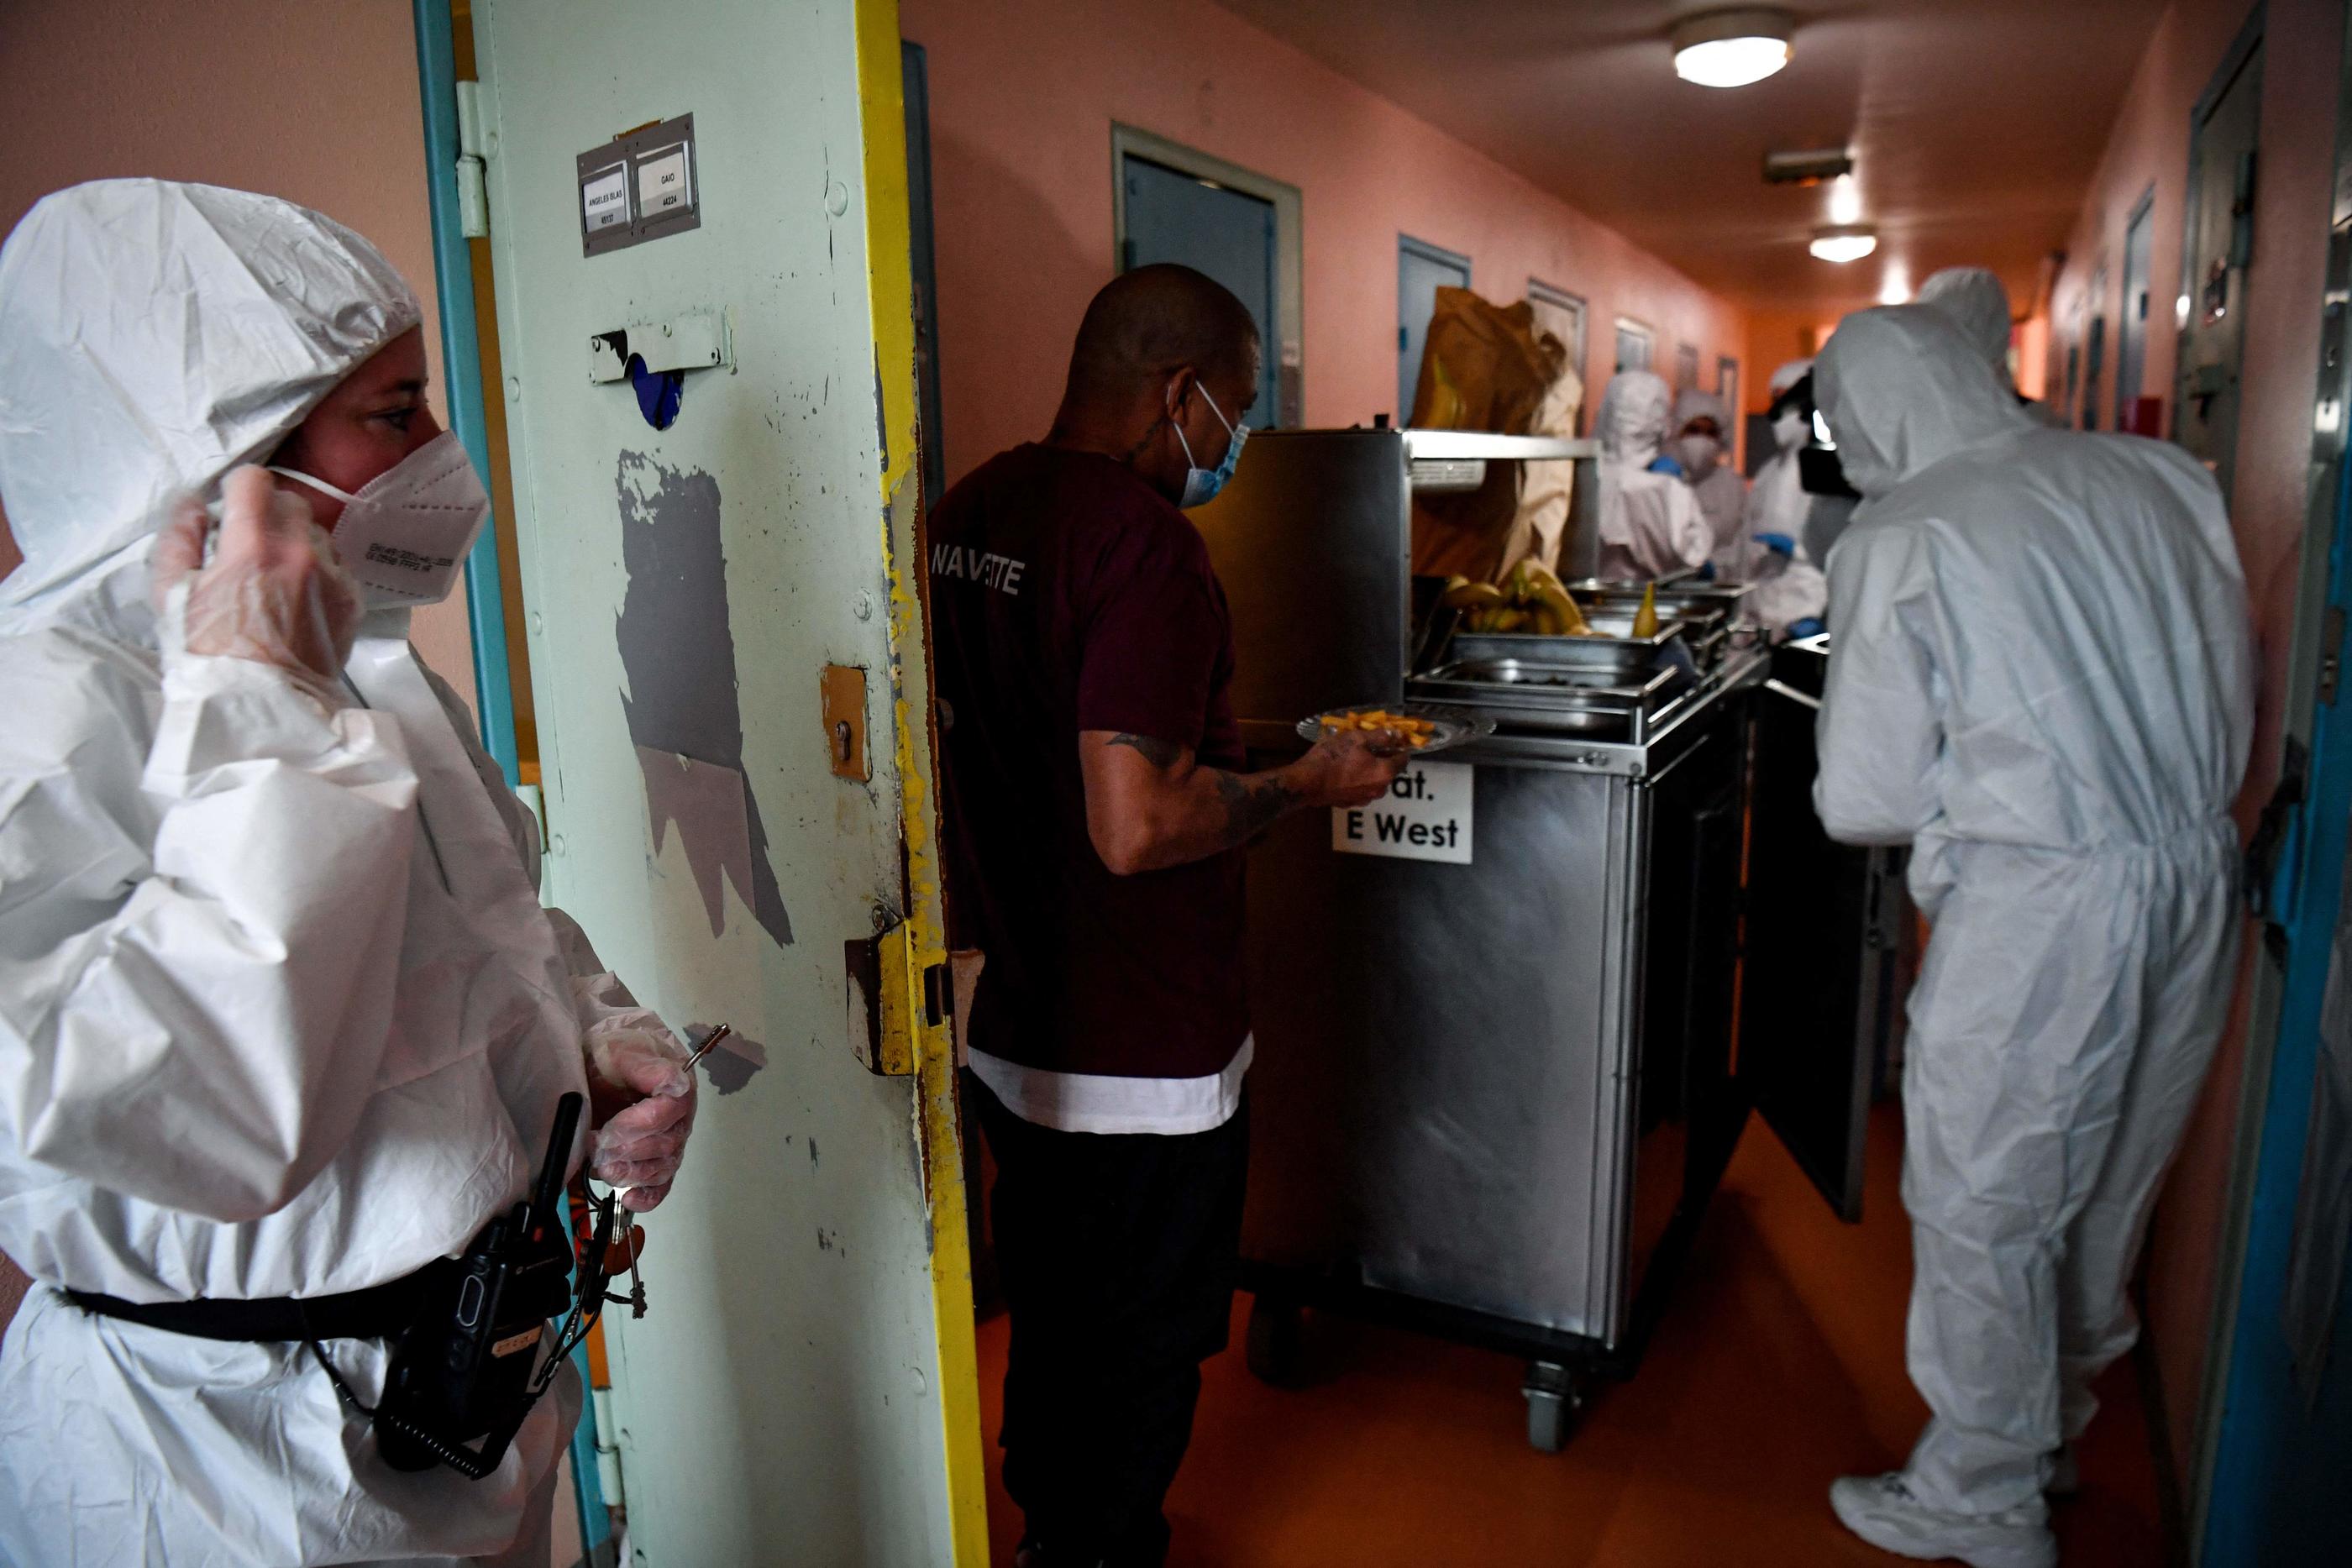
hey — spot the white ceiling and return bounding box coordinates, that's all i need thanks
[1215,0,2166,317]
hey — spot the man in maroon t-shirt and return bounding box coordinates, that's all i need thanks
[931,265,1398,1567]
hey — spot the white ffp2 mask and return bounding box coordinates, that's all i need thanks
[271,431,490,609]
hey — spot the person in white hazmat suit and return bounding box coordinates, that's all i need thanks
[1667,387,1748,574]
[1812,304,2253,1568]
[0,180,701,1565]
[1593,370,1713,580]
[1917,265,2066,427]
[1740,359,1830,636]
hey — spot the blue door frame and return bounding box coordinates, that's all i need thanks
[412,2,611,1555]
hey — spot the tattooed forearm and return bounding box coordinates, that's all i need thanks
[1107,732,1183,767]
[1213,768,1298,846]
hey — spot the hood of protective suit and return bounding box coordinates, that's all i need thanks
[1767,359,1812,401]
[1672,388,1731,440]
[0,179,421,616]
[1597,370,1673,467]
[1916,266,2017,382]
[1815,306,2034,498]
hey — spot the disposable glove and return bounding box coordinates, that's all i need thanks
[1756,532,1798,559]
[1788,616,1827,639]
[150,465,360,705]
[584,1013,697,1212]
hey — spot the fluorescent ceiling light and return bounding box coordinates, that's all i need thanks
[1827,173,1863,226]
[1810,227,1878,264]
[1672,8,1794,88]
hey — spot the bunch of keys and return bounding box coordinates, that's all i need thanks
[595,1022,728,1319]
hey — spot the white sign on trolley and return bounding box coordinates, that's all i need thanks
[1332,760,1474,864]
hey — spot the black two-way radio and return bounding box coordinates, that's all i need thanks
[370,1092,585,1476]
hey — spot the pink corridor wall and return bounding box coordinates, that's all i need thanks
[899,0,1748,488]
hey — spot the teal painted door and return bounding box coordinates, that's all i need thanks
[1123,155,1282,427]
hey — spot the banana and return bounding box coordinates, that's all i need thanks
[1441,578,1508,611]
[1534,583,1591,637]
[1630,583,1661,640]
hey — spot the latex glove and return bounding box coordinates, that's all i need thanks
[1755,532,1798,559]
[1788,616,1827,639]
[150,465,360,704]
[584,1015,697,1212]
[1646,453,1686,478]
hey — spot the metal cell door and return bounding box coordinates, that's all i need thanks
[2117,189,2155,429]
[1399,235,1472,419]
[2176,28,2262,492]
[467,1,982,1561]
[1123,155,1282,427]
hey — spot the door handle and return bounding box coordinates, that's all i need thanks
[2246,736,2309,963]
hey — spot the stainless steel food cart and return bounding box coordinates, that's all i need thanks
[1191,429,1908,1450]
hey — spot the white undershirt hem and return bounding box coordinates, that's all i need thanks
[967,1036,1253,1135]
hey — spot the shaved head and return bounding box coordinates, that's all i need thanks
[1063,265,1260,411]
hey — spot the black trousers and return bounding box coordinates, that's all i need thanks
[970,1072,1251,1567]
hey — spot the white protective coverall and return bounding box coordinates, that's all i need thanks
[1918,266,2066,428]
[1668,388,1748,572]
[0,181,648,1565]
[1740,359,1830,633]
[1814,306,2254,1522]
[1593,370,1712,581]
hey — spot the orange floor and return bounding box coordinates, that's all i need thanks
[974,1106,2169,1566]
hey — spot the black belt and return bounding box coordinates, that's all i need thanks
[66,1261,449,1344]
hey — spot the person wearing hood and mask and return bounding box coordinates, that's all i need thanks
[1669,388,1748,574]
[1916,265,2066,426]
[1593,370,1713,581]
[1812,304,2252,1568]
[1739,359,1830,636]
[0,180,701,1565]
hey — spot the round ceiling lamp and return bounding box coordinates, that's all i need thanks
[1809,226,1879,264]
[1672,8,1796,88]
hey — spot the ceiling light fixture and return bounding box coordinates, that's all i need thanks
[1827,173,1864,227]
[1673,8,1796,88]
[1810,226,1878,264]
[1762,148,1856,186]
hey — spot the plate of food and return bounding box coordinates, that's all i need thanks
[1295,703,1496,758]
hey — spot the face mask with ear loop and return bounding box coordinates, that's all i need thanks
[1171,382,1249,509]
[271,430,491,609]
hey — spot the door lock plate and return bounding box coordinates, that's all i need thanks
[821,664,869,781]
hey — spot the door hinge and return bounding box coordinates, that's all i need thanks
[455,79,491,239]
[843,922,949,1076]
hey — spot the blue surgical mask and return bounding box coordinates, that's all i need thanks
[1173,385,1248,509]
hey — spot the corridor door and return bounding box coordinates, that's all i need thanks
[469,1,982,1560]
[1399,236,1472,420]
[1122,154,1284,427]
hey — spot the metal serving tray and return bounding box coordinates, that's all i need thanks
[1405,663,1688,742]
[1450,615,1688,683]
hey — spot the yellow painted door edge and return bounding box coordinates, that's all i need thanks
[853,2,990,1560]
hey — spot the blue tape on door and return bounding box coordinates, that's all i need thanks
[627,353,685,430]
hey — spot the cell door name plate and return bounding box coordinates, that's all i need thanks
[577,113,701,256]
[1332,761,1473,864]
